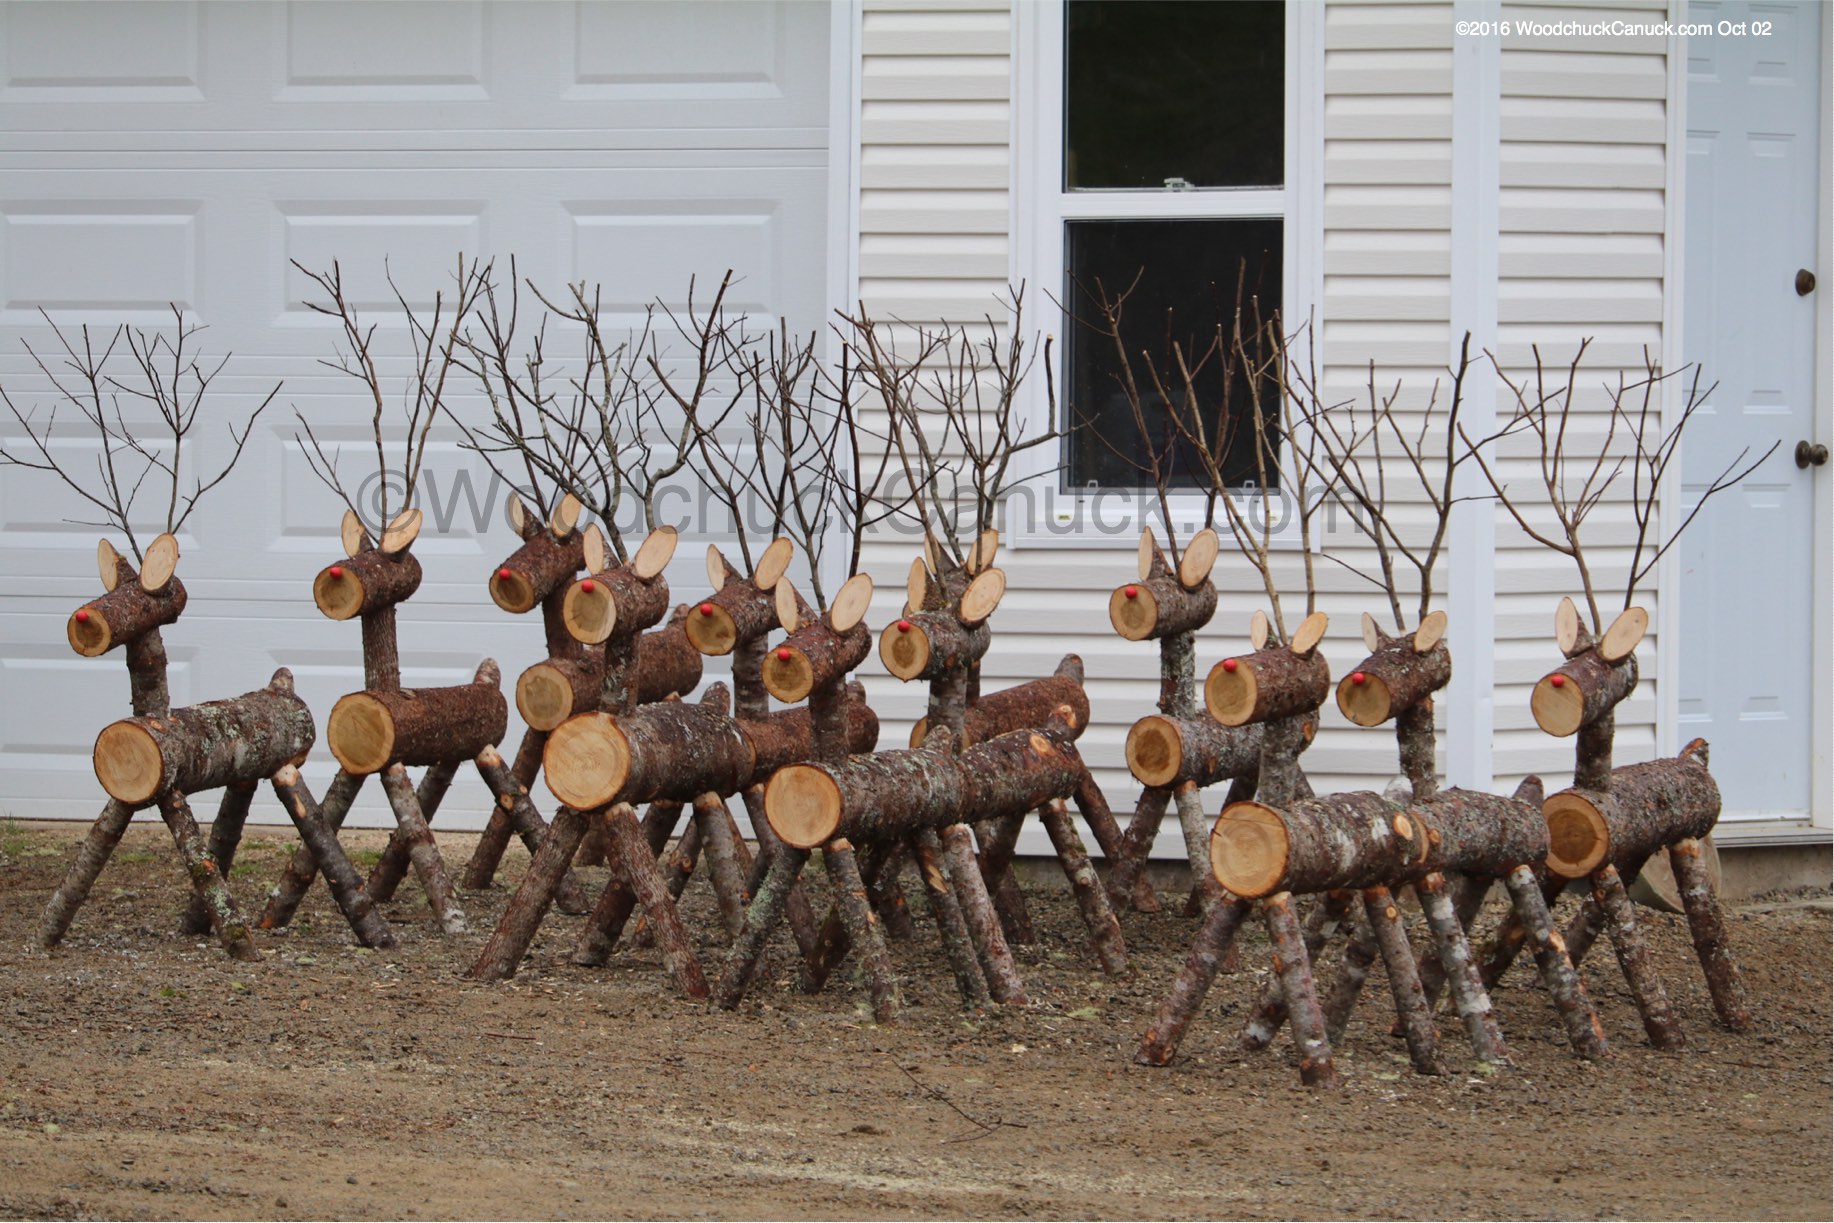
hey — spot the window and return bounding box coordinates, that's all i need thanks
[1015,0,1319,521]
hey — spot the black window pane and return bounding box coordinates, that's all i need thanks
[1066,0,1284,190]
[1065,218,1283,491]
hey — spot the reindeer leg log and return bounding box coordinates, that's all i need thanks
[1592,863,1684,1050]
[801,845,888,993]
[1321,920,1380,1046]
[472,744,592,915]
[1262,893,1338,1088]
[1479,871,1566,989]
[1172,781,1214,916]
[37,799,138,950]
[158,790,259,962]
[261,769,363,929]
[468,806,589,982]
[1362,887,1445,1075]
[365,760,459,905]
[600,803,708,1000]
[374,764,467,935]
[747,790,823,962]
[1134,893,1254,1066]
[658,818,705,902]
[1039,800,1128,976]
[1246,892,1356,1051]
[824,839,901,1024]
[1107,787,1170,913]
[577,801,685,963]
[695,794,751,938]
[912,829,991,1007]
[270,767,395,950]
[1071,765,1128,869]
[1413,874,1493,1019]
[1418,872,1509,1066]
[462,726,546,890]
[178,782,255,936]
[716,845,812,1010]
[1668,837,1752,1030]
[976,814,1034,944]
[867,839,918,941]
[943,824,1027,1005]
[1502,865,1608,1059]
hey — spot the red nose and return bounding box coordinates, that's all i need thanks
[498,568,512,581]
[776,648,792,662]
[1550,674,1566,687]
[1222,658,1238,673]
[581,579,595,593]
[896,619,911,633]
[329,565,343,579]
[699,603,714,617]
[1123,585,1138,600]
[75,609,89,623]
[1351,672,1367,686]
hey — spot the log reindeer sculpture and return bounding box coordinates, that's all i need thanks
[1463,342,1769,1048]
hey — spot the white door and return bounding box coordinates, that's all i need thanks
[0,1,832,823]
[1680,0,1824,818]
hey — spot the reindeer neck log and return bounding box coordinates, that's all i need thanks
[92,668,316,806]
[1125,714,1260,791]
[1337,613,1451,801]
[764,718,1083,850]
[907,655,1091,748]
[313,546,424,692]
[326,660,508,775]
[1542,739,1719,880]
[70,550,189,719]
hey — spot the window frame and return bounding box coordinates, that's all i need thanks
[1007,0,1324,551]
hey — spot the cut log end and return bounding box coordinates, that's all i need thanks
[542,712,630,811]
[516,662,577,731]
[1210,802,1288,900]
[1530,672,1587,737]
[93,720,166,805]
[1543,790,1610,878]
[1108,583,1160,641]
[879,621,933,681]
[488,568,538,615]
[562,578,618,644]
[1125,715,1183,788]
[684,603,738,656]
[313,565,368,621]
[1336,672,1394,727]
[326,692,397,775]
[68,608,114,656]
[763,764,843,849]
[761,645,816,704]
[1205,659,1260,727]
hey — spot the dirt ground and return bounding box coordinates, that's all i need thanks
[0,818,1828,1222]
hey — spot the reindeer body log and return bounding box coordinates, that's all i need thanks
[1125,714,1260,790]
[908,656,1090,746]
[1212,793,1427,900]
[544,702,753,812]
[1207,648,1331,728]
[515,612,704,730]
[1543,740,1720,879]
[92,670,315,806]
[766,724,1083,851]
[740,685,881,776]
[327,675,507,775]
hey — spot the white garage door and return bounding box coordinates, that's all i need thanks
[0,1,833,823]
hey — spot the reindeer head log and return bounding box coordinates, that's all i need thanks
[879,611,991,682]
[1108,573,1219,642]
[762,617,873,705]
[1336,633,1453,727]
[312,547,424,622]
[489,529,585,615]
[1206,647,1331,728]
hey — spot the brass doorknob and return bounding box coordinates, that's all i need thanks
[1798,268,1817,297]
[1797,440,1830,468]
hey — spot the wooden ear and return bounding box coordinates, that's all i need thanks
[774,578,801,635]
[1599,605,1648,663]
[1289,610,1328,656]
[1136,526,1160,582]
[379,507,422,555]
[506,493,528,536]
[905,556,929,616]
[340,508,369,557]
[632,524,677,580]
[97,538,123,592]
[139,533,180,593]
[1360,611,1381,654]
[582,523,608,576]
[1177,527,1219,589]
[959,567,1005,626]
[706,544,730,592]
[1249,609,1271,650]
[548,492,582,538]
[968,528,1000,575]
[1413,609,1448,653]
[754,537,794,590]
[830,572,874,633]
[1555,596,1581,655]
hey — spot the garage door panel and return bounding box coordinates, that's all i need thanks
[1,206,202,319]
[280,0,488,98]
[279,204,490,314]
[1,1,203,102]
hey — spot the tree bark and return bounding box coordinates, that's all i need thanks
[1255,713,1316,809]
[327,669,507,776]
[599,803,708,999]
[634,610,705,702]
[1418,872,1509,1066]
[93,670,316,805]
[1107,787,1168,914]
[975,813,1033,945]
[1206,647,1331,728]
[37,799,137,950]
[907,656,1091,747]
[1668,836,1752,1030]
[158,789,259,962]
[544,701,754,812]
[1261,893,1338,1088]
[261,769,364,930]
[1245,891,1356,1052]
[696,793,752,938]
[573,801,684,965]
[269,765,395,949]
[374,763,468,935]
[1133,892,1254,1066]
[364,761,457,904]
[125,628,173,720]
[738,684,880,776]
[178,782,255,935]
[942,824,1027,1005]
[714,844,811,1010]
[1211,792,1428,900]
[471,743,592,914]
[1593,862,1684,1050]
